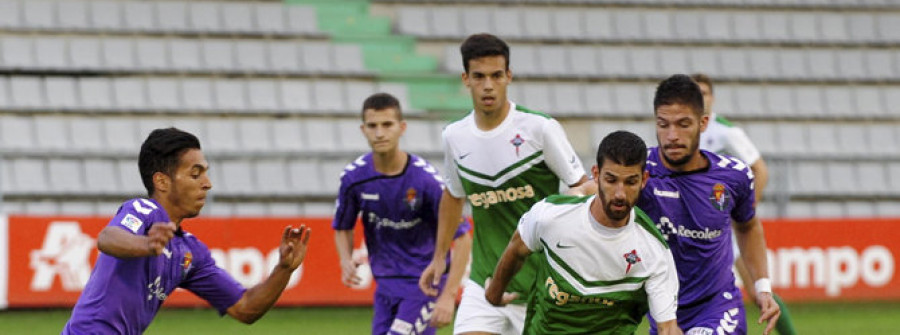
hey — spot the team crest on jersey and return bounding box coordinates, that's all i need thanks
[623,249,642,274]
[510,134,525,156]
[404,187,420,211]
[182,252,193,280]
[709,183,731,211]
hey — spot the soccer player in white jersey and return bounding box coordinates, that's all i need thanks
[693,73,796,335]
[418,33,594,335]
[485,131,682,335]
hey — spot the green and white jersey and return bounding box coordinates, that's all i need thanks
[518,195,678,335]
[700,113,761,165]
[443,102,585,303]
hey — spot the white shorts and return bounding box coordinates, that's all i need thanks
[453,279,526,335]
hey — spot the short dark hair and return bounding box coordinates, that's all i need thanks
[653,74,705,118]
[139,128,201,196]
[596,131,647,171]
[361,92,402,122]
[460,33,510,73]
[691,73,714,94]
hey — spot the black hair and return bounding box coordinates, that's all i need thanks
[361,92,402,122]
[138,127,201,196]
[596,131,647,170]
[653,74,705,118]
[460,33,510,73]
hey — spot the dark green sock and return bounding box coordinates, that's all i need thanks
[773,294,797,335]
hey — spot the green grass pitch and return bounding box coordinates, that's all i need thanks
[1,302,897,334]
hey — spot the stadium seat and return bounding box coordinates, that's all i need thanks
[343,81,376,112]
[822,86,853,117]
[238,119,272,152]
[690,48,720,77]
[188,1,220,33]
[845,201,875,218]
[285,5,318,35]
[7,159,48,194]
[70,118,104,151]
[335,119,368,153]
[837,50,867,80]
[301,43,333,74]
[0,37,34,70]
[807,50,839,79]
[84,159,119,195]
[460,8,490,36]
[101,38,136,71]
[201,40,235,71]
[747,49,779,80]
[333,44,367,74]
[793,86,824,117]
[69,37,102,71]
[169,39,202,72]
[864,50,896,80]
[819,13,849,42]
[0,1,20,29]
[311,81,346,112]
[235,41,270,73]
[79,77,114,110]
[121,1,154,32]
[703,11,732,42]
[630,48,659,78]
[288,159,324,195]
[213,79,248,111]
[779,50,808,80]
[44,77,79,110]
[566,47,599,77]
[35,37,68,70]
[117,159,145,194]
[855,86,885,117]
[432,8,462,38]
[813,201,846,218]
[102,117,139,153]
[672,11,703,41]
[268,203,303,217]
[718,49,749,79]
[493,9,523,39]
[732,12,762,41]
[135,39,169,71]
[582,83,615,116]
[743,122,778,156]
[552,83,585,115]
[9,76,43,109]
[145,78,181,111]
[644,11,673,41]
[402,119,439,154]
[246,79,281,112]
[598,48,630,78]
[792,161,829,195]
[0,115,34,151]
[518,82,552,112]
[180,78,215,112]
[233,203,269,217]
[536,46,568,77]
[553,9,583,40]
[60,202,98,216]
[377,83,415,114]
[48,158,83,194]
[269,41,303,73]
[219,160,255,196]
[761,13,791,42]
[255,3,289,34]
[791,13,819,42]
[848,13,878,43]
[205,118,241,154]
[856,161,888,195]
[112,77,146,111]
[827,162,856,194]
[155,1,189,33]
[35,116,70,151]
[867,124,899,155]
[835,124,868,156]
[304,202,335,217]
[657,47,691,75]
[279,80,313,112]
[222,2,254,34]
[303,119,339,152]
[319,160,347,194]
[22,0,54,30]
[764,86,795,118]
[397,7,429,36]
[271,119,306,152]
[775,123,807,155]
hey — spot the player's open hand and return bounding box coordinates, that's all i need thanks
[430,290,456,328]
[756,292,781,335]
[340,259,362,287]
[279,225,311,271]
[146,222,176,256]
[484,277,519,306]
[419,259,446,296]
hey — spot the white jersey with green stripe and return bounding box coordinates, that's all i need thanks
[700,113,761,165]
[518,195,679,334]
[442,102,585,303]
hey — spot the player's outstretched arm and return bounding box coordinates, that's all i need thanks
[734,216,781,334]
[431,232,473,328]
[333,229,361,287]
[484,231,530,306]
[97,222,176,258]
[419,189,465,296]
[656,320,683,335]
[227,225,311,324]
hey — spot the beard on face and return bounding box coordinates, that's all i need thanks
[659,133,700,167]
[599,188,633,221]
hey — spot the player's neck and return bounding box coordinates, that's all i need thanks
[152,196,184,228]
[589,198,629,228]
[372,150,408,176]
[474,100,510,131]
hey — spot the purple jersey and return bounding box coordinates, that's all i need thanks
[332,153,470,293]
[637,148,756,310]
[63,198,246,335]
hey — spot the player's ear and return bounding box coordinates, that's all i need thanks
[591,165,600,182]
[641,170,650,190]
[461,71,469,87]
[153,172,170,193]
[699,113,709,133]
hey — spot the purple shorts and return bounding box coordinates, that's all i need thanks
[372,291,438,335]
[651,286,747,335]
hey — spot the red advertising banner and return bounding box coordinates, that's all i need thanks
[3,216,898,308]
[7,216,375,308]
[761,218,898,302]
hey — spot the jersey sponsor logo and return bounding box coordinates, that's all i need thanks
[30,221,95,292]
[623,249,642,274]
[361,192,380,201]
[556,241,575,249]
[653,187,680,199]
[510,133,525,156]
[685,328,714,335]
[657,216,723,241]
[120,213,144,233]
[368,212,422,230]
[709,183,731,211]
[545,277,615,307]
[467,184,535,209]
[405,187,420,211]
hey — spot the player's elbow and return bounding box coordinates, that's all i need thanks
[228,307,265,324]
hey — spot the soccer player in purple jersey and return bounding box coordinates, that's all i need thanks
[637,75,780,335]
[63,128,311,334]
[333,93,472,335]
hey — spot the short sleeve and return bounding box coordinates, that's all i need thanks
[180,240,246,315]
[725,127,761,166]
[107,198,164,235]
[645,245,679,322]
[516,202,545,253]
[731,162,757,224]
[441,128,466,198]
[541,119,586,186]
[331,174,360,231]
